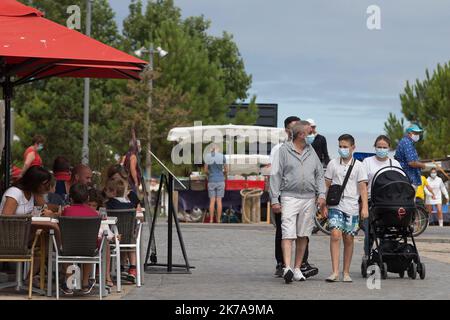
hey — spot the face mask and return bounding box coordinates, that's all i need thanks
[375,148,389,159]
[37,144,44,151]
[430,173,437,179]
[338,148,351,159]
[411,134,420,143]
[305,134,315,145]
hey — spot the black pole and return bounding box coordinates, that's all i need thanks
[2,77,12,192]
[144,173,165,266]
[167,174,173,272]
[171,177,192,272]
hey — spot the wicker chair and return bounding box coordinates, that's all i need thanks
[52,216,107,300]
[106,208,143,288]
[0,215,44,299]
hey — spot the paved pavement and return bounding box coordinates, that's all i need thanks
[1,223,448,300]
[123,223,450,300]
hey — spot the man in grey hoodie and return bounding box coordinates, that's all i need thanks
[270,122,327,283]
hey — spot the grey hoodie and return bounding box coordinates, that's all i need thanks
[269,141,326,204]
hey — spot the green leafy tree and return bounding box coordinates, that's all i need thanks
[13,0,125,171]
[121,0,256,124]
[385,63,450,158]
[10,0,257,175]
[383,113,405,150]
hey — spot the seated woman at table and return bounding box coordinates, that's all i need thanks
[0,165,52,216]
[105,178,138,284]
[0,165,53,286]
[61,183,102,295]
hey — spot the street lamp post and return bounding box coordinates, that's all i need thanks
[135,44,168,188]
[146,43,154,189]
[82,0,93,165]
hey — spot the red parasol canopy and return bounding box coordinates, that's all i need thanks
[0,0,147,188]
[0,0,146,82]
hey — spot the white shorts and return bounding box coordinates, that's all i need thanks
[280,197,316,239]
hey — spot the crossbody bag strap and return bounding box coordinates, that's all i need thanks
[340,158,355,197]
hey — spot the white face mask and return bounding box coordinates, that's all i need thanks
[411,134,420,143]
[430,173,437,179]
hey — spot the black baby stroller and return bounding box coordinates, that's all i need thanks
[361,165,426,280]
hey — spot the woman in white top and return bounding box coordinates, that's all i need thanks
[361,135,401,259]
[363,135,401,199]
[0,166,52,216]
[425,168,449,227]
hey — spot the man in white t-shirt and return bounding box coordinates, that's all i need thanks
[324,134,368,283]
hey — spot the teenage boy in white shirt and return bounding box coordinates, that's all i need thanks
[323,134,369,282]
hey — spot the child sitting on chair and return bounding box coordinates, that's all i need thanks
[105,178,139,284]
[61,183,102,295]
[87,188,115,290]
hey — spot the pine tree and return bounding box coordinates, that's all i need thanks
[385,63,450,158]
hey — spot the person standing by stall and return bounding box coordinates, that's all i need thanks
[425,168,449,227]
[204,144,227,223]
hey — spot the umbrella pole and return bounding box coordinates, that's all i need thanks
[2,77,12,192]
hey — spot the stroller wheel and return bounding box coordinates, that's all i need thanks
[399,270,405,278]
[407,263,417,279]
[417,263,426,280]
[381,263,388,280]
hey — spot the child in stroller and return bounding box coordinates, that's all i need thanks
[361,165,426,280]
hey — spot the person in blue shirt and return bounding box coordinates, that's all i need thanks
[204,145,228,223]
[394,124,426,187]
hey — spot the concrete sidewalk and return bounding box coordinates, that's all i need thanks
[1,224,449,300]
[123,223,450,300]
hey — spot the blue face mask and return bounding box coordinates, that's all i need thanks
[305,134,315,145]
[338,148,351,159]
[375,148,389,159]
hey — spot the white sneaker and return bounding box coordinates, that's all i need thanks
[293,268,306,281]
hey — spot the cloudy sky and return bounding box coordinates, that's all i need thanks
[109,0,450,155]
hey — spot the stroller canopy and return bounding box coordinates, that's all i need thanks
[371,167,416,207]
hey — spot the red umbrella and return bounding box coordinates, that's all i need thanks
[0,0,147,188]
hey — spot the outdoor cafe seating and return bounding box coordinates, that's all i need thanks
[0,208,143,299]
[0,215,45,299]
[53,216,107,300]
[107,208,144,290]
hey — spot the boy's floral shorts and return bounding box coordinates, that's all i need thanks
[328,209,359,236]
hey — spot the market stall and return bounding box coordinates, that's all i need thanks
[167,125,286,223]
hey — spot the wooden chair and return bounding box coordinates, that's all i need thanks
[0,215,44,299]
